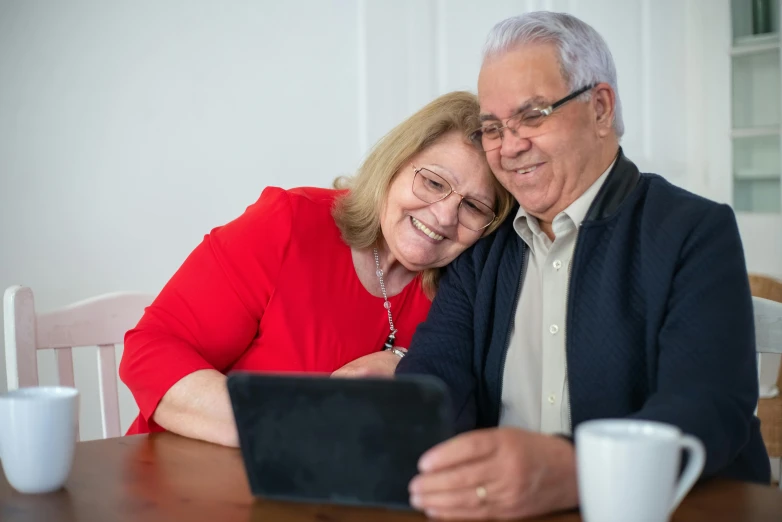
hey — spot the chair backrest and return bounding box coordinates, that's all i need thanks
[754,296,782,357]
[751,274,782,389]
[750,274,782,304]
[3,285,154,440]
[752,288,782,487]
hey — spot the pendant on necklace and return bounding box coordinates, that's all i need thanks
[382,330,396,351]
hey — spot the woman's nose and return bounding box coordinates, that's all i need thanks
[428,193,461,229]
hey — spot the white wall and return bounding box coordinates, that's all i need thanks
[1,0,779,441]
[0,0,365,438]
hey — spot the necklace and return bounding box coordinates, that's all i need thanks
[373,246,397,351]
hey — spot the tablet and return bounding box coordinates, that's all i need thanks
[227,372,453,510]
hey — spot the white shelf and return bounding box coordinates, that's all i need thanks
[732,32,780,55]
[731,42,780,56]
[734,168,780,180]
[731,126,781,138]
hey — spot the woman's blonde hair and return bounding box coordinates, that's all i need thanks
[332,91,515,299]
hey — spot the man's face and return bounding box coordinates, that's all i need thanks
[477,43,604,221]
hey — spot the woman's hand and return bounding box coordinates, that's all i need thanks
[331,350,406,378]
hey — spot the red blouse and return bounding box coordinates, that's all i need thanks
[120,187,433,435]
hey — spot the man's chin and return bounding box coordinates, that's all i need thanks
[514,196,554,216]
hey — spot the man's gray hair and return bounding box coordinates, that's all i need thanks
[482,11,624,137]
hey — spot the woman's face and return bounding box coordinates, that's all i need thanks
[379,131,496,271]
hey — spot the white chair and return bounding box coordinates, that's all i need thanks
[753,295,782,489]
[3,285,154,440]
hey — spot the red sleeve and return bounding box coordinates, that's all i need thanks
[119,187,292,426]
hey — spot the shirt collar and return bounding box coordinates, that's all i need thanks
[562,157,616,227]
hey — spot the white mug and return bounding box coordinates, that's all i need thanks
[0,386,79,494]
[576,419,706,522]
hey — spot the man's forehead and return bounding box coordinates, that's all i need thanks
[478,46,566,119]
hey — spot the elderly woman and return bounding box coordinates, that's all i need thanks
[119,91,514,447]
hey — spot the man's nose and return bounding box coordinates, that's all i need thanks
[499,128,532,157]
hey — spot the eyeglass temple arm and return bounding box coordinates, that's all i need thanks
[543,83,598,115]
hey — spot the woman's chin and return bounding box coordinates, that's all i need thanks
[397,251,450,272]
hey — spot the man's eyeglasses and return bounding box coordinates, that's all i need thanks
[411,166,496,232]
[470,84,596,152]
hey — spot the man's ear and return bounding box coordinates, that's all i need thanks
[592,83,616,137]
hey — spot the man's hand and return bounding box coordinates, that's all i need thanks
[330,350,403,378]
[408,427,578,520]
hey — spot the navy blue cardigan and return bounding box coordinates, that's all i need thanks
[397,152,770,484]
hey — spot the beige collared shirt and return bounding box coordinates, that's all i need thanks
[499,159,616,435]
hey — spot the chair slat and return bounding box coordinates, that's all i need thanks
[753,297,782,355]
[4,286,39,389]
[97,344,122,438]
[55,347,75,387]
[54,347,80,441]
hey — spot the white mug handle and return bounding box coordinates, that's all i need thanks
[669,434,706,513]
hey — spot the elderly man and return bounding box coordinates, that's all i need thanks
[397,11,770,520]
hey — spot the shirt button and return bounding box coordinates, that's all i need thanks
[549,324,559,334]
[553,260,562,270]
[548,394,556,404]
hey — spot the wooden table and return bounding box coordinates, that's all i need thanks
[1,433,781,522]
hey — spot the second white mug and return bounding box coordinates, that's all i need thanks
[0,386,80,494]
